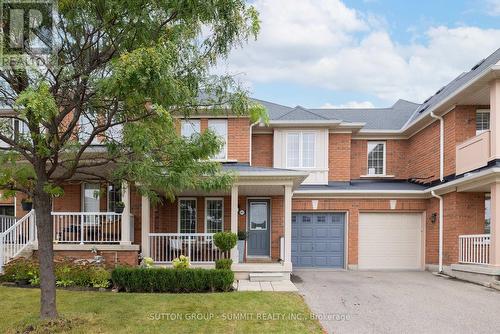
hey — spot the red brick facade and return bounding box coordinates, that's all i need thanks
[252,133,274,167]
[329,133,351,181]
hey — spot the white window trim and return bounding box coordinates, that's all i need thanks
[178,197,197,233]
[204,197,224,233]
[367,141,386,176]
[81,182,100,213]
[208,119,228,161]
[285,131,316,169]
[476,109,490,136]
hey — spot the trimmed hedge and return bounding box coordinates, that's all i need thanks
[215,258,233,270]
[111,267,234,293]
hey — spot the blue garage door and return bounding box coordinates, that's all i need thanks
[292,212,345,268]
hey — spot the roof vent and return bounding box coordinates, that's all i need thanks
[470,59,485,71]
[418,105,428,114]
[434,86,445,95]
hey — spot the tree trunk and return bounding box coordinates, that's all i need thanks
[34,185,58,319]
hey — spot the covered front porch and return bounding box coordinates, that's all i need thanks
[141,169,306,277]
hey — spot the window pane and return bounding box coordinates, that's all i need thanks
[180,199,197,233]
[287,133,300,167]
[181,120,200,138]
[476,112,490,134]
[208,120,227,160]
[206,199,223,233]
[107,184,122,212]
[302,133,315,167]
[368,142,385,175]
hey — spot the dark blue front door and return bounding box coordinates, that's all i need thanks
[247,200,270,257]
[292,212,345,268]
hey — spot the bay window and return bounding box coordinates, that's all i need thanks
[476,109,490,135]
[286,132,315,168]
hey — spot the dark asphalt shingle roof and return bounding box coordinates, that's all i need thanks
[298,180,428,192]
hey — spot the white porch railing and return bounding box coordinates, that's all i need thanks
[0,215,16,233]
[459,234,490,265]
[149,233,228,263]
[52,212,122,244]
[0,210,36,272]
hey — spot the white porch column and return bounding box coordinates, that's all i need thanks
[120,181,131,245]
[284,184,292,267]
[141,195,150,257]
[230,184,239,262]
[490,79,500,160]
[490,182,500,266]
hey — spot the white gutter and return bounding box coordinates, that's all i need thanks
[431,190,444,273]
[430,111,444,181]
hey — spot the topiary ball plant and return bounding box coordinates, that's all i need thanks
[213,232,238,254]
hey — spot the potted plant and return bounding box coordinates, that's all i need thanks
[21,198,33,211]
[237,231,247,263]
[114,201,125,214]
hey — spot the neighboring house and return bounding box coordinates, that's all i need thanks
[1,49,500,284]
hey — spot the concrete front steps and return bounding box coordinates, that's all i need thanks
[249,272,284,282]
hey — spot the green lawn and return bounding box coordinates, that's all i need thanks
[0,286,322,333]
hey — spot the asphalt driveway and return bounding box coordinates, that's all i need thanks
[293,270,500,334]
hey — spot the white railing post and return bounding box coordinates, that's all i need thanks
[80,213,84,244]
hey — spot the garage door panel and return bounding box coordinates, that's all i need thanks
[358,213,422,270]
[292,212,345,268]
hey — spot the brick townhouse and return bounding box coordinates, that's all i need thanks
[1,48,500,284]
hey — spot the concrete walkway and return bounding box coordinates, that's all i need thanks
[237,280,298,292]
[294,270,500,334]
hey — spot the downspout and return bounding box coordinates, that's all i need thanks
[248,120,260,166]
[430,111,444,273]
[430,111,444,182]
[431,190,444,273]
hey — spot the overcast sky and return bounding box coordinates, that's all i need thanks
[217,0,500,108]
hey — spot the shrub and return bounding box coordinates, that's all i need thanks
[213,232,237,253]
[1,257,111,288]
[111,267,234,293]
[215,258,233,270]
[172,255,190,269]
[1,258,38,282]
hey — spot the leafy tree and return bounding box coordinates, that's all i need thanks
[0,0,265,319]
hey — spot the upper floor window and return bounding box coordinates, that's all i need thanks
[181,119,200,138]
[286,132,315,168]
[367,141,386,176]
[208,119,227,160]
[476,109,490,135]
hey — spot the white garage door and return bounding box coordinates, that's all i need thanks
[359,213,423,270]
